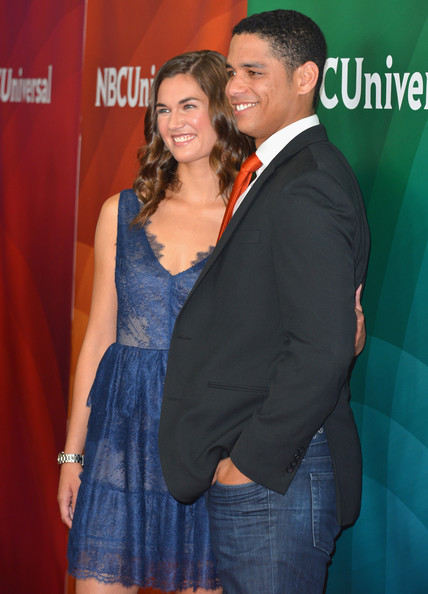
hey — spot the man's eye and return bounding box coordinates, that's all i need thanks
[157,108,169,114]
[248,70,261,76]
[226,70,235,78]
[183,104,196,110]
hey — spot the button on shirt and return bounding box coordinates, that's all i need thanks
[232,115,320,214]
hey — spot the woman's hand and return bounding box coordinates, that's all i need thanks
[354,284,366,356]
[57,463,82,529]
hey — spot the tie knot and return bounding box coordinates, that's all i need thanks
[242,153,262,174]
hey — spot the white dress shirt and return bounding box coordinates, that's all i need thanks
[233,115,320,214]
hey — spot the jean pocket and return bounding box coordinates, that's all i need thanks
[207,481,266,515]
[310,472,340,555]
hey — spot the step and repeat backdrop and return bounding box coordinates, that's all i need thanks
[1,1,426,592]
[0,1,85,592]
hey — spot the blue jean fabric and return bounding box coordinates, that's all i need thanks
[205,429,340,594]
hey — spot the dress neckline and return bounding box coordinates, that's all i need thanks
[141,223,212,278]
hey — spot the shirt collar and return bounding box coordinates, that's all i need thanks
[231,115,320,215]
[256,114,320,169]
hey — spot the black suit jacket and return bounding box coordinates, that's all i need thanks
[158,125,370,526]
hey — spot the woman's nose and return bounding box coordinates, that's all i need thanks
[168,109,184,129]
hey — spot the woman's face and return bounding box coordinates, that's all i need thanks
[156,74,218,165]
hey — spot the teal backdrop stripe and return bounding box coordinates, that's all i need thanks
[246,2,428,592]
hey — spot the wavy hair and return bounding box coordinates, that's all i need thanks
[132,50,253,226]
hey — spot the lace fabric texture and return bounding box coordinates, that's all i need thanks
[67,190,219,590]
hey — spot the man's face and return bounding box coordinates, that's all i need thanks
[226,33,302,147]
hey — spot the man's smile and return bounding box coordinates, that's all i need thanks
[233,102,258,112]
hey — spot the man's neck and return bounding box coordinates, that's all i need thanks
[256,114,320,165]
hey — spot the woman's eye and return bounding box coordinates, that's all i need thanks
[157,108,169,114]
[183,103,196,110]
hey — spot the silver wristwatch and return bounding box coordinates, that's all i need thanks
[57,451,84,466]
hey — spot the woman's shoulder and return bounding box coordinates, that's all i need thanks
[101,189,140,220]
[103,192,120,210]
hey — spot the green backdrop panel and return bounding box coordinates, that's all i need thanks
[245,2,428,591]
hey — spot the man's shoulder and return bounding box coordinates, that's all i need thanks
[256,130,361,212]
[270,125,355,182]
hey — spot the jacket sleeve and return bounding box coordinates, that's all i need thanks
[230,168,362,494]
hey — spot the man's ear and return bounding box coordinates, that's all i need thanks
[297,61,319,96]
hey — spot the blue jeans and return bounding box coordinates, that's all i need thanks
[205,429,340,594]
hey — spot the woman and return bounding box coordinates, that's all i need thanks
[58,49,365,593]
[57,50,252,593]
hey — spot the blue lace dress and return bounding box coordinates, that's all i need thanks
[67,190,219,591]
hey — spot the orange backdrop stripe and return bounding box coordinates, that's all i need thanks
[68,2,247,592]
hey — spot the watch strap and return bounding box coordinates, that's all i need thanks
[57,451,84,466]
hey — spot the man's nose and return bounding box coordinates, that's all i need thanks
[226,74,247,96]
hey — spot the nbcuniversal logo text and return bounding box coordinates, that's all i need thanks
[321,55,428,110]
[95,65,156,107]
[95,56,428,111]
[0,66,52,103]
[4,57,423,111]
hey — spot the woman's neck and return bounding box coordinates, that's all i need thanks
[175,160,220,205]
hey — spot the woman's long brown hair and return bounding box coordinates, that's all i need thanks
[132,50,254,226]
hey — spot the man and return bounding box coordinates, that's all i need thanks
[159,9,370,593]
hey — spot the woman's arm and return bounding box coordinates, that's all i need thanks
[57,194,119,528]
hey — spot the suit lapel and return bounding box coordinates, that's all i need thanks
[180,125,328,309]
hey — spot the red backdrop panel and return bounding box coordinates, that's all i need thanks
[0,1,85,592]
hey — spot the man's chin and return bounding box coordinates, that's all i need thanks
[235,120,257,137]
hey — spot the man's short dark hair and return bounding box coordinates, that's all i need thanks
[232,10,327,106]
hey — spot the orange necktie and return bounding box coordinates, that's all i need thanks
[217,152,262,242]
